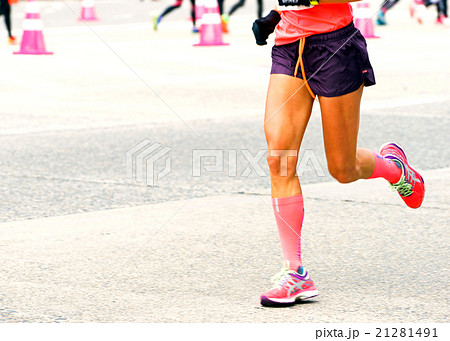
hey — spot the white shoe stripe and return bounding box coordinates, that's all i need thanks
[266,290,318,303]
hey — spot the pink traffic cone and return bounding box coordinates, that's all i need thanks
[194,0,228,46]
[79,0,98,21]
[195,0,205,24]
[353,2,380,39]
[14,0,53,55]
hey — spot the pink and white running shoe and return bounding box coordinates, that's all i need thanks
[380,142,425,209]
[260,265,318,307]
[436,14,450,25]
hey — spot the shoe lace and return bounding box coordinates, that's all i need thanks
[270,267,297,288]
[386,157,413,197]
[390,174,413,197]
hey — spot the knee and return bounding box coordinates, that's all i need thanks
[327,162,356,184]
[267,150,298,178]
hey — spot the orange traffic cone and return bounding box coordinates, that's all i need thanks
[353,1,379,39]
[79,0,98,21]
[14,0,53,55]
[194,0,228,46]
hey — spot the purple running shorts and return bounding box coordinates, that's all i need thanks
[270,22,376,97]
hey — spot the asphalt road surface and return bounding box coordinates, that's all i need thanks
[0,0,449,324]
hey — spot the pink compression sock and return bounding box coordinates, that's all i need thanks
[368,152,402,183]
[272,194,304,270]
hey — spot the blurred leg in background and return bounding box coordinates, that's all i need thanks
[0,0,15,44]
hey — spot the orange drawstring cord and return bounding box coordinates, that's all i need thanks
[293,37,316,100]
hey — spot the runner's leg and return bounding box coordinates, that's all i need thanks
[264,74,314,270]
[260,75,317,306]
[256,0,263,18]
[4,2,12,38]
[228,0,246,16]
[319,85,401,184]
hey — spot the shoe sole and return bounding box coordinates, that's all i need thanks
[379,142,425,208]
[261,290,318,307]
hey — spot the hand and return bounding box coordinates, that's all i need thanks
[252,10,281,46]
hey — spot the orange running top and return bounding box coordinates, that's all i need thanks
[274,4,354,46]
